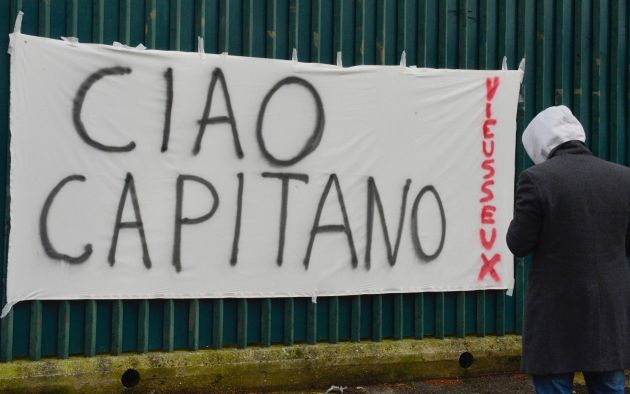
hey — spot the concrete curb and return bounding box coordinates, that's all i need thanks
[0,335,522,393]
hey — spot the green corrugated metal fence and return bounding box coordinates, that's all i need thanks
[0,0,626,363]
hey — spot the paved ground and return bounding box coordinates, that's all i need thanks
[276,373,628,393]
[154,372,630,393]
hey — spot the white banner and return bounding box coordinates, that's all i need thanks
[5,33,522,315]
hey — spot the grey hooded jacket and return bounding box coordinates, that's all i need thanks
[507,106,630,374]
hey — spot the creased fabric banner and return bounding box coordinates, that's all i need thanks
[5,33,523,315]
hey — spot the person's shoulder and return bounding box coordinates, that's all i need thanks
[519,157,580,184]
[599,157,630,171]
[591,156,630,177]
[520,155,630,180]
[519,161,549,180]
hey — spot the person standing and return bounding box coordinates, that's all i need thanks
[507,105,630,394]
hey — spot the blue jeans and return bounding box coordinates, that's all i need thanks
[532,371,626,394]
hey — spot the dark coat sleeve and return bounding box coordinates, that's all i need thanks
[507,171,542,257]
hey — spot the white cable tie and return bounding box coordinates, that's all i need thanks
[400,50,407,68]
[292,48,298,64]
[13,11,23,34]
[112,42,145,51]
[506,276,515,297]
[197,36,205,54]
[0,301,15,318]
[8,11,24,55]
[61,36,79,47]
[221,51,228,58]
[311,293,317,304]
[501,55,508,70]
[518,57,526,73]
[336,51,343,67]
[325,385,347,393]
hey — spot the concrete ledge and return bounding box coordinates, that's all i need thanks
[0,335,522,393]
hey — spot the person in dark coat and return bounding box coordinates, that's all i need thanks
[507,105,630,394]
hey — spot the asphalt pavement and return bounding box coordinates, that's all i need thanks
[277,373,625,393]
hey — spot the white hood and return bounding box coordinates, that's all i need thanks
[522,105,586,164]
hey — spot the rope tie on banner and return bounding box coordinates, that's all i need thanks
[60,36,79,47]
[7,10,24,55]
[506,276,515,297]
[198,36,205,55]
[517,57,526,103]
[336,51,342,67]
[112,41,146,50]
[198,36,205,62]
[400,50,406,68]
[292,48,298,65]
[13,10,23,34]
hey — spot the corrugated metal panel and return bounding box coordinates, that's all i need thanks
[0,0,627,362]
